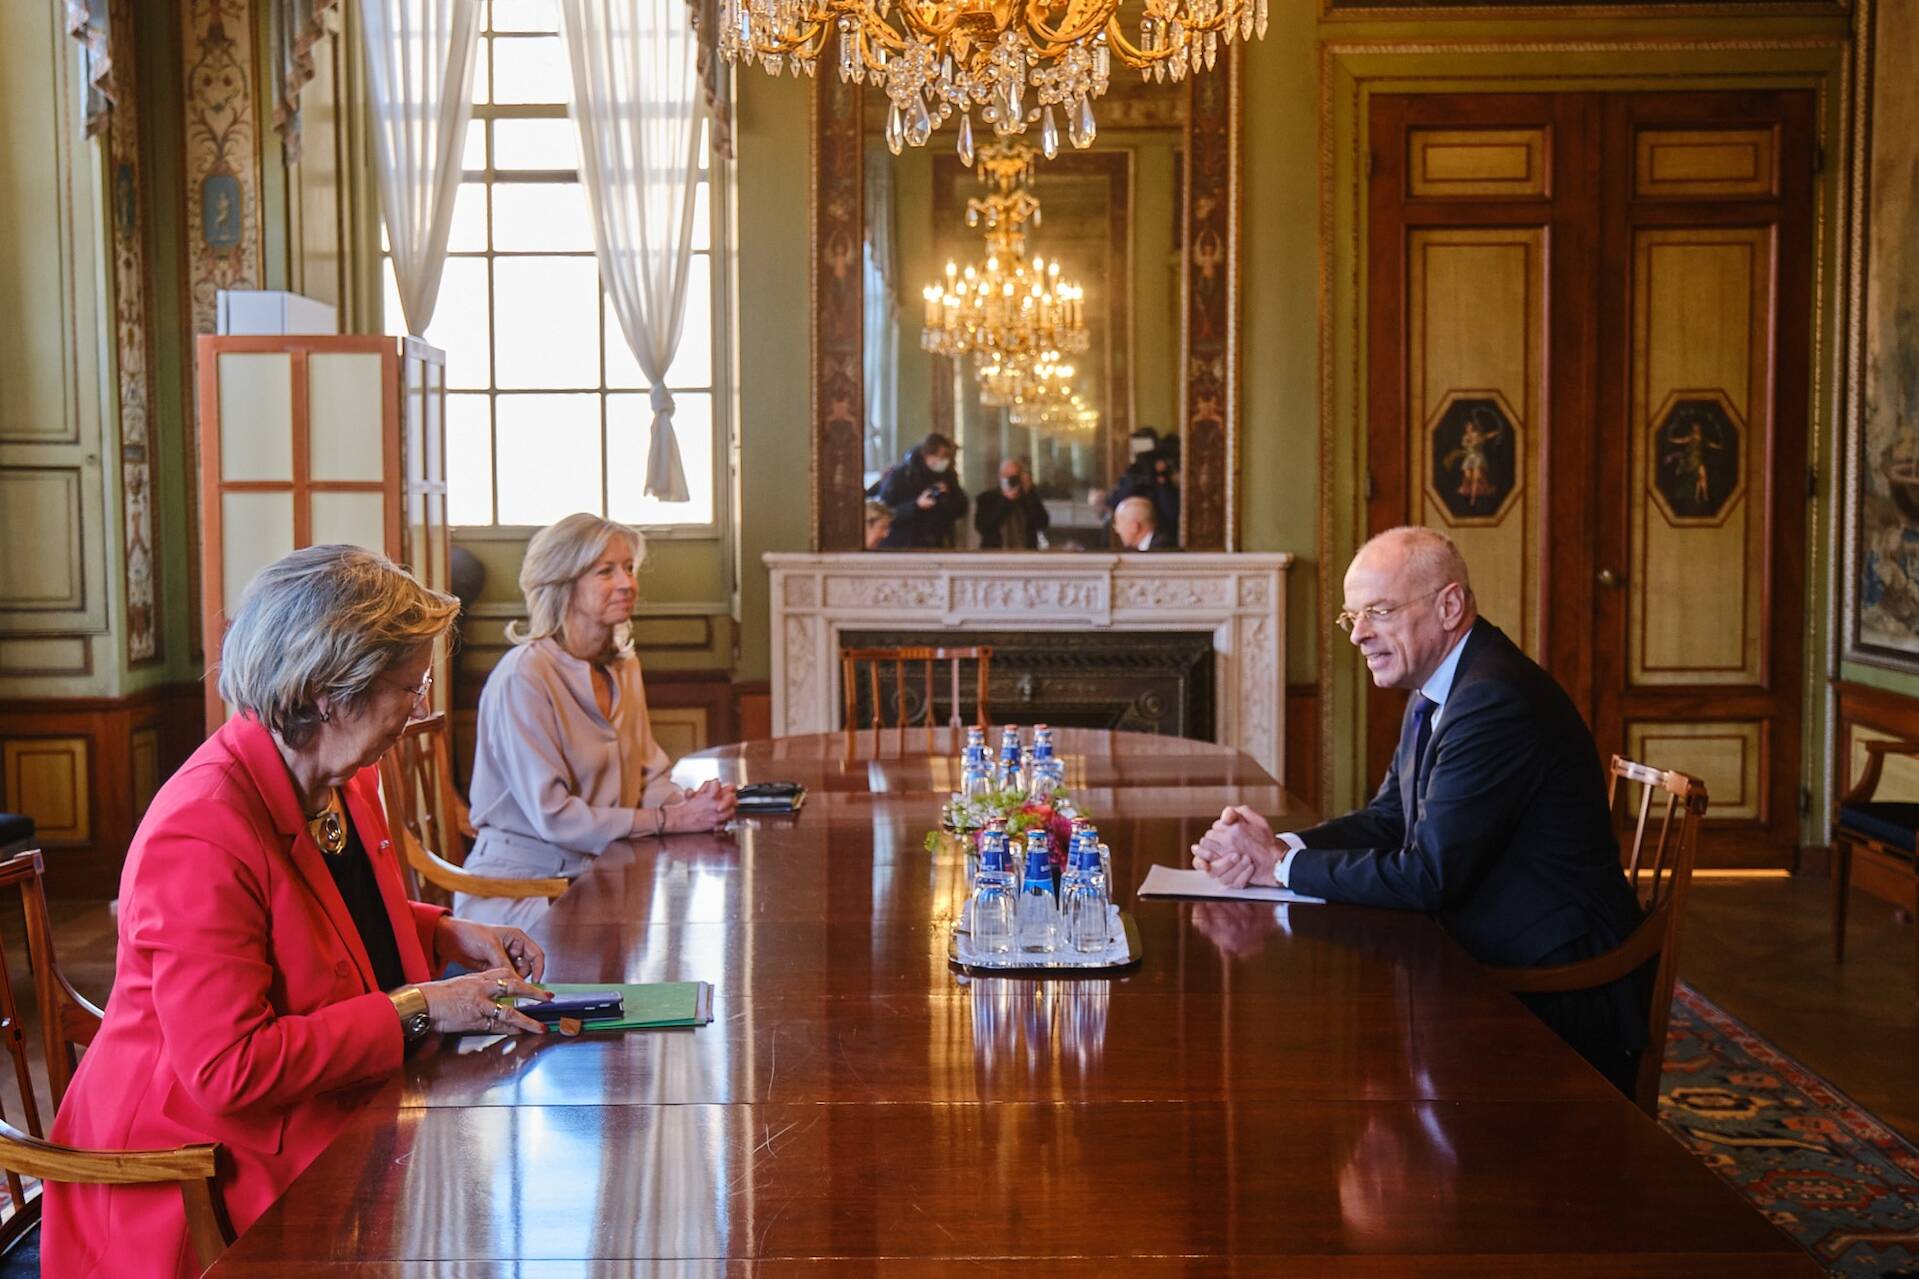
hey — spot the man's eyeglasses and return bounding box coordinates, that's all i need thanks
[1335,585,1447,633]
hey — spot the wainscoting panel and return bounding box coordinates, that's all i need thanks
[0,684,203,896]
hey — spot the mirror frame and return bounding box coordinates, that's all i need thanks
[807,49,1242,551]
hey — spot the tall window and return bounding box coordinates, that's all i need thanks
[381,0,723,531]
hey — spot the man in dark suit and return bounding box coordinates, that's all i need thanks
[1192,525,1647,1094]
[974,457,1051,549]
[1114,496,1178,551]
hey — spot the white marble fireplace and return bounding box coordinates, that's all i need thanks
[764,552,1294,779]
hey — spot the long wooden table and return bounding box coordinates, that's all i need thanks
[208,728,1818,1275]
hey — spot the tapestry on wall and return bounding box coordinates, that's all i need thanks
[1850,0,1919,671]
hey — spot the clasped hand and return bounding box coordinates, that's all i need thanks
[1190,804,1281,890]
[662,778,738,833]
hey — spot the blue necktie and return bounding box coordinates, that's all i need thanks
[1408,694,1435,825]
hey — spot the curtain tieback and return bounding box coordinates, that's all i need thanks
[649,383,676,417]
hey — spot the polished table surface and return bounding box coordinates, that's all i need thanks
[207,729,1817,1275]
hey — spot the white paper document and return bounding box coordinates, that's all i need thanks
[1136,864,1325,905]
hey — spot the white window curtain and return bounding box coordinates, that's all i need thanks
[557,0,708,503]
[360,0,479,336]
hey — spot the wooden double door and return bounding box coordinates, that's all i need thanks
[1366,90,1814,865]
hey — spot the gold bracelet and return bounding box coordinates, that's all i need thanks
[389,986,431,1040]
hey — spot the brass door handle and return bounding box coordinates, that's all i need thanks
[1597,569,1621,588]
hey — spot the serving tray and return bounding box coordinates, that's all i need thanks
[948,909,1142,976]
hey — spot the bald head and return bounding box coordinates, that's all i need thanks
[1353,526,1474,598]
[1114,496,1157,549]
[1342,526,1478,690]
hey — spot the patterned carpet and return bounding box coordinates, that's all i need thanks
[1661,983,1919,1277]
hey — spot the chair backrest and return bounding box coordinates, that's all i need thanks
[379,717,570,904]
[841,646,993,730]
[0,850,102,1131]
[1608,754,1708,914]
[1607,754,1709,1113]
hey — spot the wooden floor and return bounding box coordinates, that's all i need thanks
[9,874,1917,1145]
[1680,873,1919,1143]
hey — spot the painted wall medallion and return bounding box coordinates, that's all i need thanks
[1651,394,1742,524]
[1428,396,1519,523]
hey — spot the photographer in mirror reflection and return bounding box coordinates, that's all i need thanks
[975,457,1051,549]
[871,431,968,548]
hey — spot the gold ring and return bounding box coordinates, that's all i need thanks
[495,977,508,994]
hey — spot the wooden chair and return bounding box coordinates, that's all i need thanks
[379,715,569,907]
[840,646,992,730]
[1831,738,1919,1001]
[0,849,232,1267]
[1485,755,1708,1117]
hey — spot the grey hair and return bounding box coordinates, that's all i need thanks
[1359,525,1475,598]
[217,545,459,747]
[507,512,644,653]
[1115,495,1157,529]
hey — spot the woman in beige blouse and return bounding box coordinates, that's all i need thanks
[460,513,736,926]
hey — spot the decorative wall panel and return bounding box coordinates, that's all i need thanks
[1628,228,1770,685]
[106,0,160,663]
[0,471,87,613]
[183,0,265,335]
[2,737,90,844]
[1409,128,1549,199]
[1633,128,1777,199]
[1408,229,1545,656]
[1624,719,1764,822]
[1182,46,1240,551]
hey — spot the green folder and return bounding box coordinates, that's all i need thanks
[535,981,713,1030]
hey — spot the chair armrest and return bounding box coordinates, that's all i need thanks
[1841,739,1919,808]
[0,1121,216,1185]
[400,830,569,901]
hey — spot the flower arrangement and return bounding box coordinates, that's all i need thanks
[927,784,1083,866]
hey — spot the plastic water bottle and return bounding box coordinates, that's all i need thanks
[971,829,1016,955]
[996,727,1024,792]
[1018,835,1057,953]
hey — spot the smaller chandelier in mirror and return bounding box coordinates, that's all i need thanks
[920,141,1088,364]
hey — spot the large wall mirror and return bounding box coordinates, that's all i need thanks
[810,57,1242,552]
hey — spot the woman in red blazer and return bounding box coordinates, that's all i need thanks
[45,547,558,1278]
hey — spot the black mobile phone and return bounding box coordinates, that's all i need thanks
[515,992,624,1023]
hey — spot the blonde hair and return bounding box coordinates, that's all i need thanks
[508,512,645,654]
[217,545,458,747]
[863,500,891,530]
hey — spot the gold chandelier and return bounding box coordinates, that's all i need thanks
[717,0,1267,160]
[920,141,1088,365]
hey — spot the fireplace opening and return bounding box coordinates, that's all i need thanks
[839,630,1216,741]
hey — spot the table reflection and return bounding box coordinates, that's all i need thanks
[963,976,1111,1089]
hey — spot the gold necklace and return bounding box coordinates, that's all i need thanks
[306,790,347,855]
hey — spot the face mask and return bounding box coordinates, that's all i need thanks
[1130,438,1156,458]
[926,455,951,474]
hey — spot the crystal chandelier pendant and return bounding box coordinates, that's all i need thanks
[885,102,905,155]
[957,112,976,166]
[906,95,933,148]
[1040,106,1059,161]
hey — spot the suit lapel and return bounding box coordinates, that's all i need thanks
[344,776,435,984]
[226,716,383,992]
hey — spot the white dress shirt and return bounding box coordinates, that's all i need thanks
[1274,628,1472,886]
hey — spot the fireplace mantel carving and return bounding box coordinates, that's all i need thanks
[766,552,1292,779]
